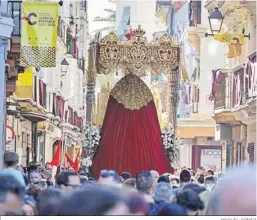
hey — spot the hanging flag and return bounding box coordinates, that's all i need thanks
[73,149,81,172]
[50,140,61,166]
[214,32,244,58]
[65,153,75,167]
[14,67,34,98]
[20,2,59,67]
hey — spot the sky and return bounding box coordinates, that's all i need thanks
[88,0,116,34]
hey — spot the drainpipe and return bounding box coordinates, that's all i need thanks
[0,15,14,169]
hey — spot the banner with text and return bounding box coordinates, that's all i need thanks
[20,2,59,67]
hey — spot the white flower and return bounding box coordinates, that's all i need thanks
[82,157,93,167]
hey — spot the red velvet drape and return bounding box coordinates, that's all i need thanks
[91,96,174,178]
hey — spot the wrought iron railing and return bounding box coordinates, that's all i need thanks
[8,1,22,36]
[214,72,232,110]
[214,51,257,111]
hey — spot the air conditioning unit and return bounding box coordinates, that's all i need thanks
[215,124,232,141]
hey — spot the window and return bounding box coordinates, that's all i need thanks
[81,0,87,11]
[8,1,22,36]
[226,143,232,168]
[236,142,244,166]
[248,143,255,163]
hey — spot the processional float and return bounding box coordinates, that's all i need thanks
[84,26,180,176]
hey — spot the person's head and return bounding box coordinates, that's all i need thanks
[121,172,131,181]
[170,175,180,187]
[211,165,256,216]
[182,183,206,195]
[204,176,216,191]
[22,196,37,216]
[176,189,204,216]
[45,162,52,170]
[78,167,88,177]
[157,175,170,184]
[33,180,48,190]
[80,176,88,185]
[37,187,63,216]
[150,203,188,216]
[190,170,195,177]
[46,180,54,187]
[136,172,154,195]
[197,174,205,185]
[99,170,120,184]
[180,169,191,186]
[0,173,25,214]
[150,170,159,187]
[56,171,81,192]
[207,169,214,176]
[124,178,136,188]
[196,166,203,174]
[56,185,129,215]
[123,192,148,215]
[27,185,42,201]
[154,182,173,203]
[4,152,19,168]
[29,170,42,184]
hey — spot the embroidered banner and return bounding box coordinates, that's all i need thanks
[214,32,244,58]
[20,2,59,67]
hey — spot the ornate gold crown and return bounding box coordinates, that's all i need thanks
[133,25,146,37]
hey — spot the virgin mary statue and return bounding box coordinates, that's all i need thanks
[92,74,174,177]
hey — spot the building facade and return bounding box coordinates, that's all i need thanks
[5,0,88,166]
[205,1,256,167]
[155,1,224,171]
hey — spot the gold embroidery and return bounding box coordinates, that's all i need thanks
[97,25,179,76]
[110,74,153,110]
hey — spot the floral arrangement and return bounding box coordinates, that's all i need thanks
[81,124,101,168]
[161,123,183,169]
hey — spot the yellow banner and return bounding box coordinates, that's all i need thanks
[214,32,244,58]
[14,67,34,99]
[20,2,59,67]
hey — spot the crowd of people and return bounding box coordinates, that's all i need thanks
[0,151,256,216]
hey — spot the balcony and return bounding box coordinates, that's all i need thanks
[189,1,201,27]
[80,0,87,11]
[213,51,256,114]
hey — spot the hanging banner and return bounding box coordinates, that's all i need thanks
[20,2,59,67]
[214,32,244,58]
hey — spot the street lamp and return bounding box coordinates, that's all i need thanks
[61,58,69,76]
[205,7,251,39]
[208,7,224,35]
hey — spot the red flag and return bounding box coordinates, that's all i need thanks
[125,29,134,40]
[65,153,75,167]
[73,149,80,172]
[49,140,61,166]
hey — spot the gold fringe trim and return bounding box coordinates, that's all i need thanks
[110,74,153,110]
